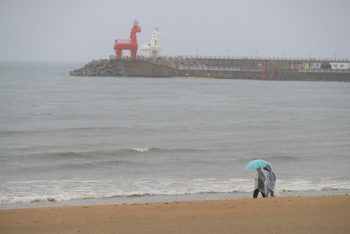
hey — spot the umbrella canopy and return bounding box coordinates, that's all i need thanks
[245,159,269,171]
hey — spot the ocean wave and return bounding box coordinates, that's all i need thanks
[263,155,302,162]
[4,147,205,160]
[123,147,205,154]
[0,178,247,204]
[2,147,206,172]
[277,178,350,192]
[235,154,302,162]
[1,177,349,204]
[132,148,150,152]
[0,126,127,136]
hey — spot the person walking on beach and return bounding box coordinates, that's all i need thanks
[253,167,266,198]
[263,163,277,197]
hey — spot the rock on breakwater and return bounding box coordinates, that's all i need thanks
[69,59,125,77]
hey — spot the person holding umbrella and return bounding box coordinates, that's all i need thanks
[245,159,268,198]
[253,167,266,198]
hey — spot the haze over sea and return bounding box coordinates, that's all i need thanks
[1,61,350,209]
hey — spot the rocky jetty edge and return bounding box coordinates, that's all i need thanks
[69,59,125,77]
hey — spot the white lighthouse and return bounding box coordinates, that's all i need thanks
[141,26,161,57]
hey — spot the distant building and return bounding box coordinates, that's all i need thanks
[303,63,322,69]
[141,26,161,57]
[311,63,321,69]
[302,63,310,68]
[330,62,350,69]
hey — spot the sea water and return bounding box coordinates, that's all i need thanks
[1,61,350,209]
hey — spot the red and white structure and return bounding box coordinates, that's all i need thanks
[113,20,141,59]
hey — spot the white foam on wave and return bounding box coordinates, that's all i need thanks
[0,178,251,204]
[132,148,149,153]
[1,177,349,204]
[277,178,350,192]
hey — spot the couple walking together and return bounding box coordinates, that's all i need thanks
[254,163,276,198]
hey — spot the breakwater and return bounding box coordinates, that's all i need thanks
[69,58,350,82]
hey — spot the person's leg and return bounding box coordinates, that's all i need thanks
[253,189,259,198]
[260,191,266,198]
[270,189,274,197]
[265,188,269,197]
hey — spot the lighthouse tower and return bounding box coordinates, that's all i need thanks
[114,20,141,59]
[141,26,161,57]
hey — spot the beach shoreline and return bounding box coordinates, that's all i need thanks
[1,195,349,234]
[1,189,349,211]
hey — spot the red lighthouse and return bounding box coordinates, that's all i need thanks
[114,20,141,59]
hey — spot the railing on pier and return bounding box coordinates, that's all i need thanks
[109,55,350,73]
[180,55,350,62]
[110,55,350,62]
[177,65,263,72]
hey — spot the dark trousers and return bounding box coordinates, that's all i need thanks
[253,189,265,198]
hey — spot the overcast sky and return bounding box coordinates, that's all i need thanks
[1,0,349,63]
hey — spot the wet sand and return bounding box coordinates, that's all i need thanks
[1,195,349,234]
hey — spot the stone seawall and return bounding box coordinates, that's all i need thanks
[69,59,350,82]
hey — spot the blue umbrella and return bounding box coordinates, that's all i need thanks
[245,159,269,171]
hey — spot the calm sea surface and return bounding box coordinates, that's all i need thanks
[1,61,350,209]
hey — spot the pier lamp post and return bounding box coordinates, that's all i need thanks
[227,50,230,57]
[309,51,312,60]
[255,50,258,59]
[334,52,337,60]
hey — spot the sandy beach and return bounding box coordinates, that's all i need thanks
[1,195,349,234]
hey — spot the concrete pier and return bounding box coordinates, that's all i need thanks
[69,57,350,82]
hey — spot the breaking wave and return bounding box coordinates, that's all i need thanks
[1,177,349,204]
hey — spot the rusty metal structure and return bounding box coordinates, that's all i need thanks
[263,61,277,77]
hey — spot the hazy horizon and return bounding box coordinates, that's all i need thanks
[1,0,349,63]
